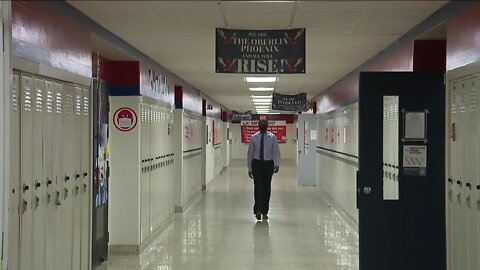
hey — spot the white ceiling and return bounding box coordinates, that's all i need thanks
[69,0,447,112]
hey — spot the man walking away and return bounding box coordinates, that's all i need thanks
[247,120,281,221]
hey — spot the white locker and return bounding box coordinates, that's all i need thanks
[12,73,91,270]
[62,84,75,270]
[72,86,83,270]
[20,74,34,270]
[80,87,91,270]
[9,73,20,270]
[44,80,56,270]
[32,78,46,270]
[140,103,150,241]
[53,82,65,270]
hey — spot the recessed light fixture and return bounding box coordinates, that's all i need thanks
[249,87,274,91]
[245,77,277,83]
[251,95,272,98]
[253,102,271,106]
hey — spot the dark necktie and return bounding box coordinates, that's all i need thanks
[260,133,265,161]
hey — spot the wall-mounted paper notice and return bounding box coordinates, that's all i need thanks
[405,112,426,139]
[310,130,317,141]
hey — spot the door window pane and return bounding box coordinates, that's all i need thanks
[383,96,399,200]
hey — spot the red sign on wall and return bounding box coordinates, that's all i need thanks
[113,107,137,132]
[241,121,287,144]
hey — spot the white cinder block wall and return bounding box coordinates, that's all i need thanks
[317,104,359,222]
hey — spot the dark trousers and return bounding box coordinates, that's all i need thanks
[252,159,274,214]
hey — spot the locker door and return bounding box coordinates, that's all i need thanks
[32,78,46,270]
[140,103,150,242]
[72,86,83,270]
[448,80,461,270]
[466,77,479,270]
[62,84,75,270]
[44,80,56,270]
[9,73,20,270]
[80,87,91,270]
[19,74,34,270]
[53,83,64,270]
[476,77,480,270]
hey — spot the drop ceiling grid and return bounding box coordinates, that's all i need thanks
[68,0,447,111]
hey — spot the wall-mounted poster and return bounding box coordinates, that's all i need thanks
[241,120,287,144]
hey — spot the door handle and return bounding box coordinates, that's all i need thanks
[363,187,372,195]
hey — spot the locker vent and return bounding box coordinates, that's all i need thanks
[23,87,32,112]
[46,90,54,114]
[55,92,62,114]
[35,88,43,113]
[76,94,82,116]
[83,96,89,117]
[12,87,19,112]
[65,94,73,115]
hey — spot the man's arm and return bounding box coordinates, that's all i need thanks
[247,137,255,172]
[273,135,281,172]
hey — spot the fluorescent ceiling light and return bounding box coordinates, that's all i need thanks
[249,87,274,91]
[251,95,272,98]
[245,77,277,83]
[252,99,271,104]
[253,102,271,106]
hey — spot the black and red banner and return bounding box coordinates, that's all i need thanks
[216,28,306,74]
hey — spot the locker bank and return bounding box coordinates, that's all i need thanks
[0,1,479,270]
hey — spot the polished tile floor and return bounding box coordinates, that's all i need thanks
[98,160,359,270]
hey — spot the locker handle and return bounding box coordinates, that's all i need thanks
[75,173,80,180]
[466,183,472,189]
[35,180,41,189]
[47,194,52,204]
[83,184,87,193]
[456,180,462,186]
[448,178,453,184]
[47,179,52,186]
[35,197,40,209]
[477,185,480,190]
[23,184,30,193]
[65,175,70,182]
[75,186,79,195]
[21,200,28,213]
[55,191,61,206]
[64,188,68,200]
[83,172,88,178]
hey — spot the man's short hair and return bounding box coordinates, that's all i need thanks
[258,119,269,126]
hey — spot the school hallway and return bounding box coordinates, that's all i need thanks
[97,160,359,270]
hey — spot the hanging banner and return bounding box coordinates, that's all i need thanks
[272,92,309,111]
[232,110,252,122]
[241,120,287,144]
[216,28,306,74]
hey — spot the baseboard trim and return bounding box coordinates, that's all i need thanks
[175,191,203,213]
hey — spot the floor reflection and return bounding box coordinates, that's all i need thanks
[98,161,359,270]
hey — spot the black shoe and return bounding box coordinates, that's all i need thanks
[262,214,268,220]
[255,212,262,221]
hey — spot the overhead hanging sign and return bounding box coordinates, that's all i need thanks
[241,120,287,144]
[272,92,309,111]
[216,28,306,74]
[232,110,252,122]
